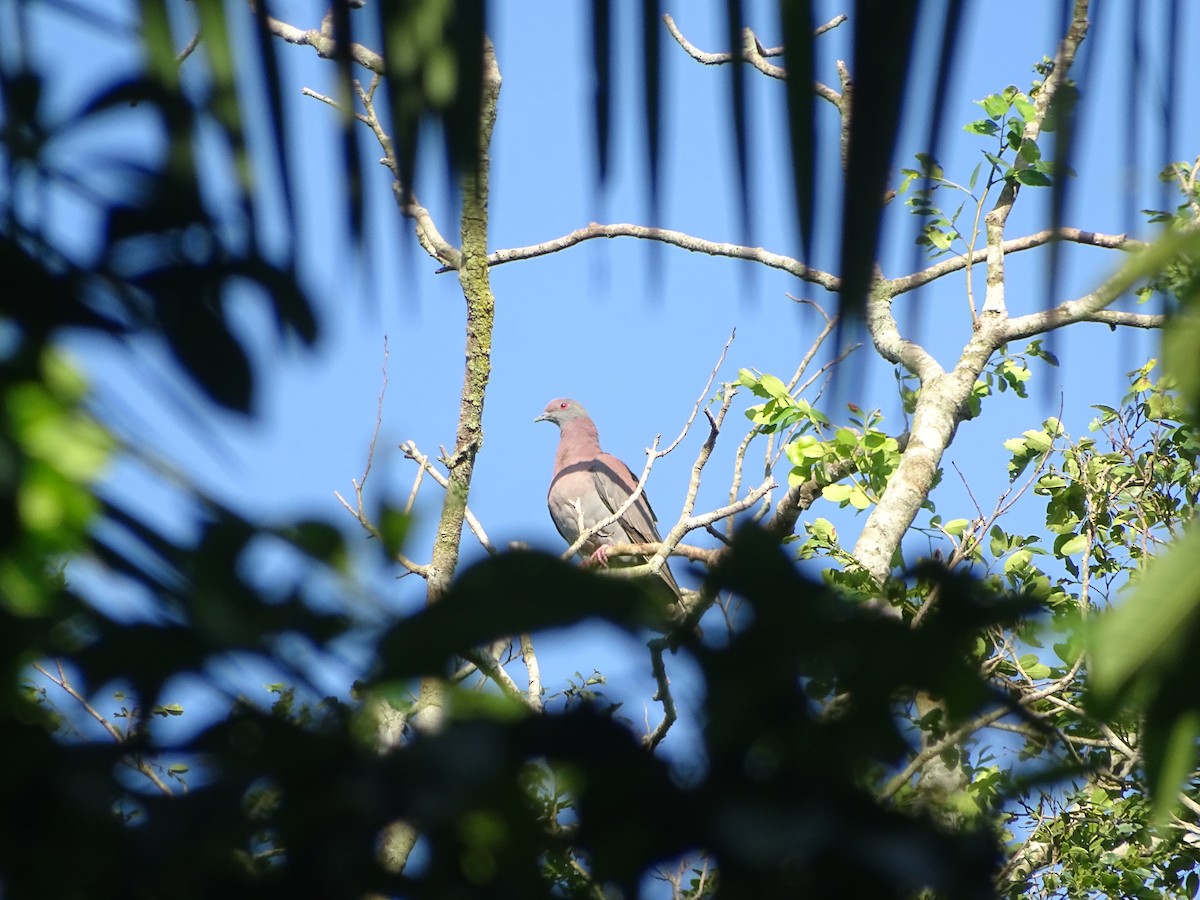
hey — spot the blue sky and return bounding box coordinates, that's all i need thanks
[28,1,1198,760]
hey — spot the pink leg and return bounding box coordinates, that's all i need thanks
[587,545,611,567]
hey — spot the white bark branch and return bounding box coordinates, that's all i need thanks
[472,222,841,291]
[889,228,1140,296]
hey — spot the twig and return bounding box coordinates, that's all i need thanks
[662,12,846,101]
[785,301,839,392]
[299,80,461,269]
[354,78,461,267]
[459,648,526,702]
[644,637,677,748]
[561,436,662,562]
[663,328,737,455]
[35,661,123,742]
[176,30,201,63]
[333,340,431,576]
[400,441,497,555]
[33,661,173,796]
[599,476,776,574]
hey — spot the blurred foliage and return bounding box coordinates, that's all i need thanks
[6,525,1019,898]
[2,0,1200,898]
[737,357,1200,896]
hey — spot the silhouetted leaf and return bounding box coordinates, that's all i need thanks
[838,1,921,321]
[781,0,816,271]
[160,295,254,412]
[375,551,662,679]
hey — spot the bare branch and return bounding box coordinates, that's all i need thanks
[599,476,776,574]
[888,228,1142,296]
[354,80,462,268]
[250,2,384,73]
[662,329,737,455]
[473,222,841,290]
[662,12,846,103]
[813,14,849,37]
[644,637,678,749]
[400,441,497,556]
[980,0,1091,317]
[175,30,201,64]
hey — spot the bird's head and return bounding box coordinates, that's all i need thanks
[534,398,590,427]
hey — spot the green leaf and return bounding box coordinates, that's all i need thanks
[967,161,982,192]
[1014,168,1052,187]
[1002,437,1027,455]
[1018,654,1051,679]
[924,227,954,250]
[1055,533,1089,558]
[821,483,852,503]
[847,486,871,510]
[982,151,1008,172]
[759,373,789,400]
[1004,549,1032,573]
[1022,429,1053,452]
[1144,708,1200,823]
[833,427,858,447]
[1089,526,1200,705]
[963,119,999,136]
[943,519,970,536]
[989,525,1008,558]
[979,93,1008,119]
[807,518,837,541]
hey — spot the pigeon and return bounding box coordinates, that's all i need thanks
[534,398,683,602]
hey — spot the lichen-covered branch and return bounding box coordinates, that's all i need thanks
[424,41,501,604]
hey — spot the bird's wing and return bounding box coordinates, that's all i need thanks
[549,461,627,549]
[591,453,662,545]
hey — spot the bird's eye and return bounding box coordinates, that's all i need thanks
[559,402,568,409]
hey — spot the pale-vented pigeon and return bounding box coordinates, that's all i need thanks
[534,398,683,602]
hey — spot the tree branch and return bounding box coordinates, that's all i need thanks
[888,228,1141,296]
[596,476,776,574]
[644,637,678,749]
[399,440,496,556]
[662,12,847,101]
[865,281,944,381]
[250,2,384,73]
[33,661,174,796]
[980,0,1091,317]
[475,222,841,290]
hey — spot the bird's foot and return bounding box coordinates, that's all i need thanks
[586,546,611,568]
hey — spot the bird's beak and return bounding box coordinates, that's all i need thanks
[533,413,548,424]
